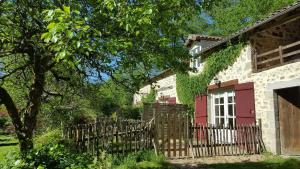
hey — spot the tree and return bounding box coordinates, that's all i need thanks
[192,0,297,36]
[0,0,210,155]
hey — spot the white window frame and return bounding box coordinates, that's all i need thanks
[211,90,236,127]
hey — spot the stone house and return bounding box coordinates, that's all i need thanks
[194,2,300,155]
[133,35,221,105]
[134,2,300,156]
[133,69,177,105]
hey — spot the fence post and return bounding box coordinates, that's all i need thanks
[95,118,99,158]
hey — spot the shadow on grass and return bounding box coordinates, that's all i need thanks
[172,158,300,169]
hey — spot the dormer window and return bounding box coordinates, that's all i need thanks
[190,57,202,69]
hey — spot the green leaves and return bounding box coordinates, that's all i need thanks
[204,0,297,36]
[176,43,245,107]
[63,6,70,15]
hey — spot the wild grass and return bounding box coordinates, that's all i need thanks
[209,155,300,169]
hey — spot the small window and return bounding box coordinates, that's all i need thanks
[197,58,201,67]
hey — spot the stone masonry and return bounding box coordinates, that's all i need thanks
[209,44,300,154]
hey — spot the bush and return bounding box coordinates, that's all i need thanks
[0,116,8,128]
[0,143,96,169]
[34,129,62,148]
[120,106,142,120]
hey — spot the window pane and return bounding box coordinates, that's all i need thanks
[220,105,224,116]
[228,104,233,116]
[215,98,219,104]
[229,118,233,128]
[228,96,232,103]
[220,97,224,104]
[215,105,219,116]
[220,118,224,126]
[233,105,236,116]
[215,118,219,126]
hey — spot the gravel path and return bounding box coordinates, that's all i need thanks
[168,155,263,169]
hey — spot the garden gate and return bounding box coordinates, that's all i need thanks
[146,103,190,158]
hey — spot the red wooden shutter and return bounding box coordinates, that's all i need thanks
[234,82,256,125]
[167,97,176,104]
[194,94,207,125]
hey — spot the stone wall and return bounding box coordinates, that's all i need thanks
[208,44,300,154]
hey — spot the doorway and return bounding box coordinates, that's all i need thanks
[276,86,300,155]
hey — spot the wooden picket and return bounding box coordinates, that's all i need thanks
[62,109,265,159]
[190,123,265,157]
[63,118,154,156]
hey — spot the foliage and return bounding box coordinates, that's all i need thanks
[0,144,169,169]
[112,150,171,169]
[34,129,61,148]
[1,0,206,153]
[0,143,96,169]
[0,116,8,128]
[119,106,142,120]
[141,88,156,104]
[176,43,244,106]
[198,0,298,36]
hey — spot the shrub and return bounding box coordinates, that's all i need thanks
[34,129,62,148]
[0,116,8,128]
[1,143,95,169]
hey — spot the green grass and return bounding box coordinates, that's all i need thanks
[112,150,174,169]
[0,145,18,161]
[0,134,18,146]
[208,156,300,169]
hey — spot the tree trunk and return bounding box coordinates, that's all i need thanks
[0,87,32,155]
[18,132,34,156]
[0,55,46,156]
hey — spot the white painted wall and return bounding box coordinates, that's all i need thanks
[133,74,178,104]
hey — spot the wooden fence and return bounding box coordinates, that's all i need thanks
[62,115,266,159]
[63,118,153,156]
[190,123,265,157]
[154,111,190,158]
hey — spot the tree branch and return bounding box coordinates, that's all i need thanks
[0,63,30,80]
[43,89,63,97]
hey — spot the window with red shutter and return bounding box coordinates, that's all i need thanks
[194,94,207,125]
[234,82,256,125]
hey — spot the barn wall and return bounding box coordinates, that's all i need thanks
[208,44,300,154]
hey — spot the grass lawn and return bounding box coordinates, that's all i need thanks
[170,155,300,169]
[0,133,19,161]
[0,134,18,146]
[0,145,18,161]
[208,156,300,169]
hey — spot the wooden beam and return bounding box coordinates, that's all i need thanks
[207,79,239,91]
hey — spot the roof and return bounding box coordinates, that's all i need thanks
[198,1,300,56]
[185,34,222,48]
